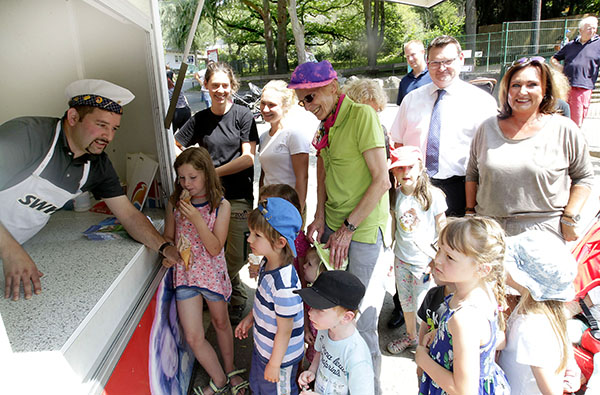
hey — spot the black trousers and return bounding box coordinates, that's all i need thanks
[173,106,192,133]
[431,175,466,217]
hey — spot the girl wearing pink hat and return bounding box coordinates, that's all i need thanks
[386,146,447,355]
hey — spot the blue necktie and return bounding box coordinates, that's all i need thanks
[425,89,446,177]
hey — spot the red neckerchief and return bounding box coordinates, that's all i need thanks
[312,94,345,153]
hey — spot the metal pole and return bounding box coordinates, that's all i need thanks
[486,32,491,72]
[503,22,509,68]
[165,0,206,129]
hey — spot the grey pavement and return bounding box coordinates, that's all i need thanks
[186,85,600,394]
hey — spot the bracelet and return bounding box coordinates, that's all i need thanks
[560,218,577,227]
[465,207,475,212]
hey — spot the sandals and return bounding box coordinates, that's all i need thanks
[193,377,230,395]
[387,336,417,355]
[227,369,250,395]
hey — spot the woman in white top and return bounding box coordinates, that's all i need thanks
[259,80,312,212]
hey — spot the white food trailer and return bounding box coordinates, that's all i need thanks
[0,1,192,394]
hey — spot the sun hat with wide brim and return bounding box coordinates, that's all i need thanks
[287,60,338,90]
[504,230,576,302]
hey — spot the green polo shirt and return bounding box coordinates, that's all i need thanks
[320,97,389,244]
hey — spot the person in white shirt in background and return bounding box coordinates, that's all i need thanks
[390,35,497,217]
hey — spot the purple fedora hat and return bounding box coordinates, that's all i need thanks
[287,60,338,90]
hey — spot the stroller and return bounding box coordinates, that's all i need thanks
[571,217,600,392]
[233,82,263,123]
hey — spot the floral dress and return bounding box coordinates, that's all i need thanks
[419,295,510,395]
[174,200,231,301]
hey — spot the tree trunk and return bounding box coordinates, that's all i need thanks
[242,0,276,74]
[465,0,476,66]
[276,0,289,73]
[263,0,276,74]
[287,0,306,64]
[364,0,384,69]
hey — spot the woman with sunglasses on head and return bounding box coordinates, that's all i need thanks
[175,62,259,337]
[288,60,391,395]
[465,56,594,242]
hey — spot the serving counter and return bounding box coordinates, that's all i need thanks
[0,209,165,393]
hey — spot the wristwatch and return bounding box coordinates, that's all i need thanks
[344,218,357,232]
[562,213,581,223]
[158,241,174,258]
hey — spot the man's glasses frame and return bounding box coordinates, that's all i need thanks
[427,57,457,69]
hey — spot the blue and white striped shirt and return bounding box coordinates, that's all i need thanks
[252,262,304,367]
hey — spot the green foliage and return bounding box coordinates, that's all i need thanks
[160,0,214,52]
[159,0,466,73]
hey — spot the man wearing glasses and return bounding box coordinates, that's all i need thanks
[390,35,497,217]
[551,16,600,127]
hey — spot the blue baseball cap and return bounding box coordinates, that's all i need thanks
[258,197,302,256]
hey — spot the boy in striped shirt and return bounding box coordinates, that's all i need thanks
[235,197,304,394]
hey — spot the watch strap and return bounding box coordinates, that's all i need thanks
[344,218,357,232]
[158,241,173,258]
[562,212,580,222]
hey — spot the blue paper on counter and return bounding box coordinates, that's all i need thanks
[83,217,131,240]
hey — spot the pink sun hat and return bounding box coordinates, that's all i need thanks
[287,60,338,89]
[389,146,423,170]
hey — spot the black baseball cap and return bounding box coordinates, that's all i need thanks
[294,270,365,311]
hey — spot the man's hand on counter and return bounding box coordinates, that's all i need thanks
[0,224,44,301]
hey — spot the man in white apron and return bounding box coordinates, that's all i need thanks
[0,79,181,301]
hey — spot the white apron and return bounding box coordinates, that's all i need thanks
[0,121,90,244]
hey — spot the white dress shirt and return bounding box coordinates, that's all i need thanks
[390,79,497,180]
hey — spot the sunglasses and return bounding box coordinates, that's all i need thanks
[298,92,316,107]
[511,56,545,67]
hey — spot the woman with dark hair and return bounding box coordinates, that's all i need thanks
[466,57,594,241]
[175,61,259,333]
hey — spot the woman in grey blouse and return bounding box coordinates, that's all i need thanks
[465,57,594,241]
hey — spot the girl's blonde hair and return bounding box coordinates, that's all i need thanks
[550,67,571,101]
[342,78,388,112]
[515,290,569,373]
[248,200,295,264]
[169,147,223,212]
[262,80,297,115]
[439,216,508,330]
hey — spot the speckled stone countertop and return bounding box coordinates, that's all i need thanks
[0,209,164,353]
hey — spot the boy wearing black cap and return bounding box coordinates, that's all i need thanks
[295,271,374,395]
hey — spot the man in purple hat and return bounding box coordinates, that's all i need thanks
[288,60,390,394]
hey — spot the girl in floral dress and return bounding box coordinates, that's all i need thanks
[415,217,510,395]
[163,147,247,395]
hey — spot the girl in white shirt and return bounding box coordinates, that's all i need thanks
[499,231,577,394]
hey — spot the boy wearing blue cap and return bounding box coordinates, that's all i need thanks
[235,197,304,394]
